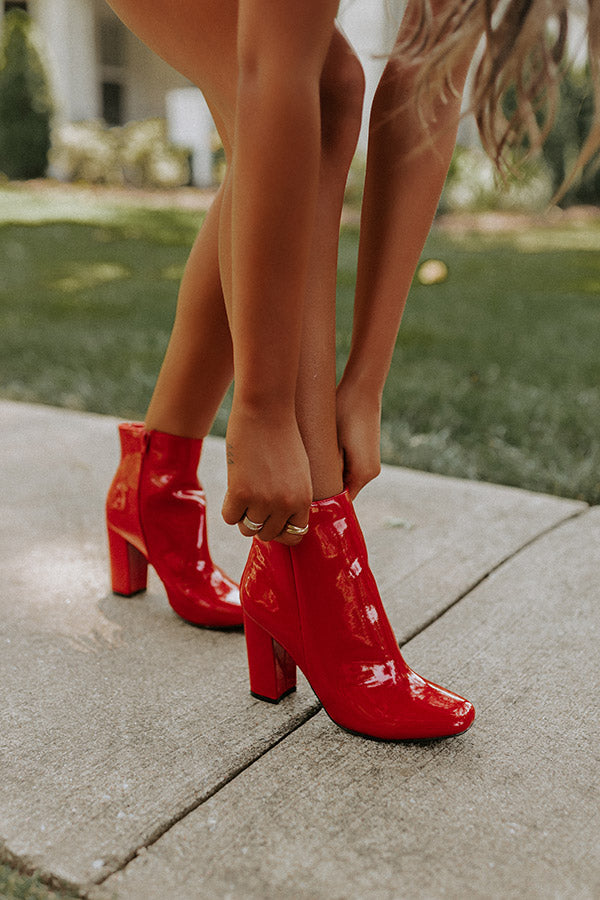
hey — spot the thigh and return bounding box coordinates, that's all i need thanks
[105,0,238,142]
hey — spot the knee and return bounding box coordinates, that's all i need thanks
[320,50,365,162]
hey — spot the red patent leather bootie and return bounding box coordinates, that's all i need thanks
[106,422,242,628]
[241,490,474,740]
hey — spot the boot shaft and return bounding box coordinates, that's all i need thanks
[106,422,205,551]
[142,428,203,486]
[106,422,146,548]
[241,491,406,700]
[290,492,402,683]
[241,539,303,664]
[106,422,242,626]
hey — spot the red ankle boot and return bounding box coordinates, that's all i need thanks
[241,490,474,740]
[106,422,242,628]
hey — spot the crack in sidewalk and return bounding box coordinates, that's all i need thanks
[399,504,589,646]
[90,705,322,891]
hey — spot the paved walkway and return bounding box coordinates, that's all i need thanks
[1,400,598,899]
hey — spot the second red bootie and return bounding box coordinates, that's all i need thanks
[241,490,474,740]
[106,422,242,628]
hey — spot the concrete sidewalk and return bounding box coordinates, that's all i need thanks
[1,400,598,899]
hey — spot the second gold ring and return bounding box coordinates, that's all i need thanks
[284,522,309,536]
[242,515,265,532]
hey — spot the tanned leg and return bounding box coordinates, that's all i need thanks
[105,1,358,535]
[105,0,238,439]
[144,182,233,437]
[294,31,365,500]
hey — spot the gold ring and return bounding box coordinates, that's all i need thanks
[242,515,265,532]
[284,522,309,536]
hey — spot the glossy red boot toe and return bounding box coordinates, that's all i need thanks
[327,667,475,740]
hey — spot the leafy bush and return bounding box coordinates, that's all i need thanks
[0,862,79,899]
[0,9,54,179]
[440,63,600,213]
[541,66,600,206]
[439,144,553,213]
[119,119,190,187]
[50,120,121,184]
[50,119,191,188]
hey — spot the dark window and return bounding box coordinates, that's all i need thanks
[102,81,123,126]
[4,1,29,11]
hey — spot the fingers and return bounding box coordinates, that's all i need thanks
[273,512,310,546]
[222,494,273,538]
[345,481,360,502]
[238,512,268,538]
[341,448,381,501]
[222,409,315,544]
[341,447,361,500]
[222,492,310,544]
[221,490,249,529]
[253,507,309,544]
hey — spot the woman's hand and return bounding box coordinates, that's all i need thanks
[221,401,313,545]
[336,376,382,501]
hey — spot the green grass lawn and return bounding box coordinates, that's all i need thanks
[1,183,599,503]
[0,863,79,900]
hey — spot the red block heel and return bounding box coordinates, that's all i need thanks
[106,422,242,628]
[243,613,296,703]
[107,527,148,596]
[241,490,475,741]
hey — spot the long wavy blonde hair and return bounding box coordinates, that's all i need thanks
[394,0,600,196]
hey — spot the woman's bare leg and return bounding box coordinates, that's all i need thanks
[105,0,238,439]
[144,182,233,437]
[295,32,364,500]
[105,0,358,513]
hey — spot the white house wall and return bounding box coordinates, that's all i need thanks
[3,0,190,126]
[35,0,99,122]
[123,24,189,123]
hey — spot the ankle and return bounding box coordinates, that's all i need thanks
[143,414,208,441]
[309,459,344,502]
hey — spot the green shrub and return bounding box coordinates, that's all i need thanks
[0,862,80,898]
[119,118,191,187]
[50,118,191,188]
[439,145,552,213]
[542,66,600,206]
[0,9,53,179]
[50,120,121,184]
[211,130,227,183]
[441,63,600,213]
